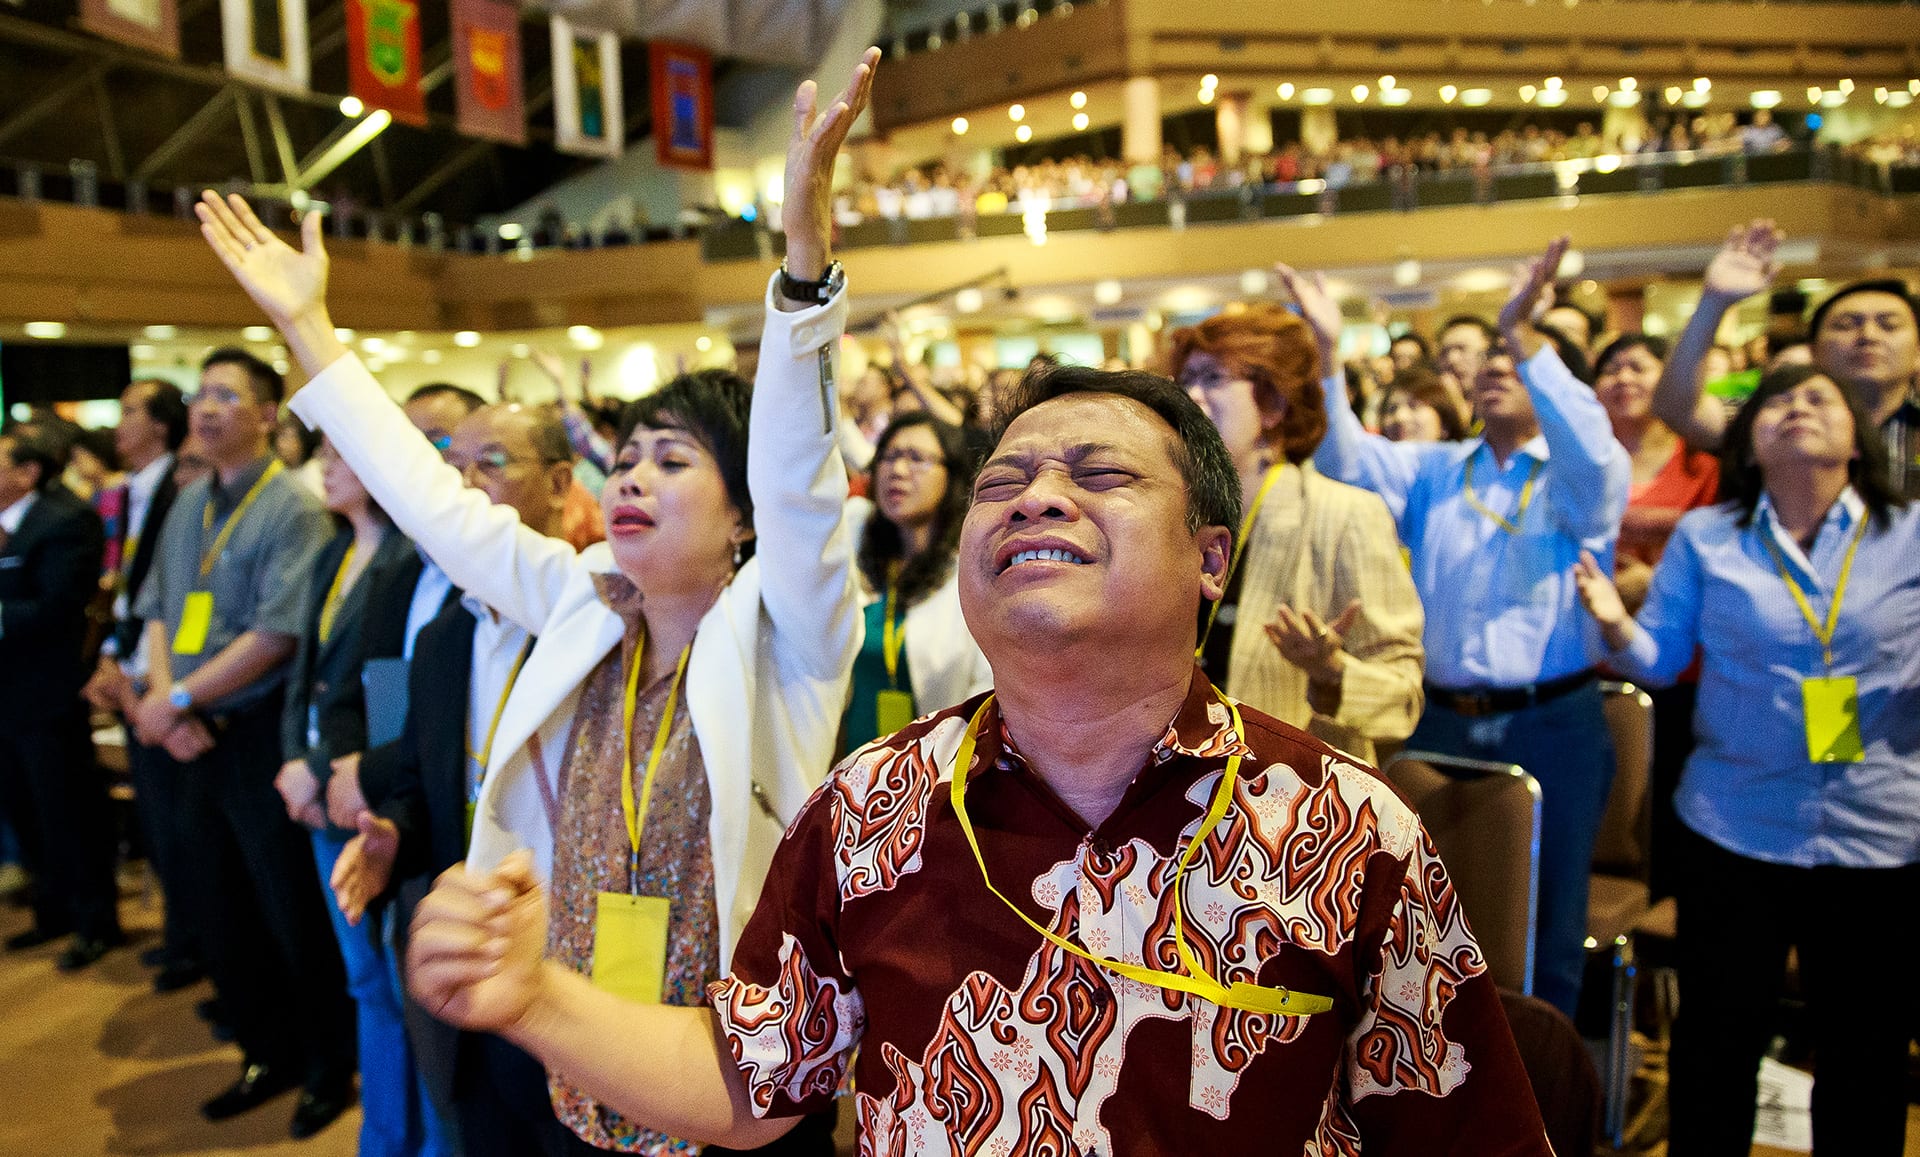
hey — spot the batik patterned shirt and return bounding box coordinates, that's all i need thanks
[708,672,1551,1156]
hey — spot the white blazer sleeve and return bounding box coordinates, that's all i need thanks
[288,353,578,634]
[748,274,864,681]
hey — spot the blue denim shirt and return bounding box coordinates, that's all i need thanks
[1610,489,1920,868]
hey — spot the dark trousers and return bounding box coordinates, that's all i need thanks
[1407,681,1616,1017]
[0,702,122,941]
[125,726,203,966]
[457,1032,839,1156]
[1669,826,1919,1156]
[173,692,355,1087]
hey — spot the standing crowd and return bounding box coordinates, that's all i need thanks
[0,49,1915,1157]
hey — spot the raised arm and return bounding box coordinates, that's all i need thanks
[1572,534,1703,689]
[1500,237,1631,546]
[196,192,578,633]
[1652,220,1783,451]
[751,48,878,680]
[1279,262,1431,525]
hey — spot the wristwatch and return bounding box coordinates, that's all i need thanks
[168,684,195,712]
[777,260,845,305]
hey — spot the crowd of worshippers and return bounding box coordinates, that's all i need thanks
[1,56,1915,1157]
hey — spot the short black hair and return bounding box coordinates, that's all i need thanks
[131,378,190,450]
[1529,323,1593,385]
[0,422,70,492]
[990,364,1240,536]
[406,382,488,414]
[1594,333,1670,378]
[1439,315,1499,344]
[74,426,121,473]
[201,347,284,404]
[1718,363,1905,528]
[615,369,755,560]
[1390,331,1431,357]
[1545,300,1603,341]
[1807,279,1918,341]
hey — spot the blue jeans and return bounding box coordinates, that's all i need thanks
[1407,682,1615,1017]
[311,829,427,1157]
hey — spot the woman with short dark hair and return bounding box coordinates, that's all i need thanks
[1575,364,1920,1156]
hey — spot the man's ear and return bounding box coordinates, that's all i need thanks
[1197,524,1233,603]
[549,461,575,499]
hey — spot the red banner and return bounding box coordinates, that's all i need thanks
[346,0,425,125]
[453,0,525,145]
[649,41,713,171]
[80,0,180,59]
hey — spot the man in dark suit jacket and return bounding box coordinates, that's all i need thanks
[0,422,123,970]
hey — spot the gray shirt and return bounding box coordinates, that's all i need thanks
[135,455,331,713]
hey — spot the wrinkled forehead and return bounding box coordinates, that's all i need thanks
[988,392,1182,474]
[453,405,533,452]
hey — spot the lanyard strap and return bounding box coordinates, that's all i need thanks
[467,637,535,781]
[1461,452,1542,536]
[620,637,692,877]
[882,582,904,689]
[1196,463,1285,660]
[949,697,1333,1017]
[199,459,283,578]
[1760,513,1869,670]
[316,544,357,644]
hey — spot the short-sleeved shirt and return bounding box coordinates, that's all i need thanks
[709,672,1550,1157]
[134,455,331,712]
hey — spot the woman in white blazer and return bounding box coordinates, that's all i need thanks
[193,52,877,1155]
[842,412,992,755]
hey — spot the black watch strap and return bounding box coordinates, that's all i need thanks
[779,261,839,304]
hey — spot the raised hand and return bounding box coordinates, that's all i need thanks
[1274,263,1343,364]
[408,852,548,1033]
[1702,219,1783,303]
[1499,235,1572,337]
[781,47,881,282]
[331,812,400,926]
[195,191,348,373]
[1573,550,1635,651]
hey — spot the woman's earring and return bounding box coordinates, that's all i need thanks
[733,542,744,568]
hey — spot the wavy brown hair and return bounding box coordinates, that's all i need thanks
[1165,304,1328,464]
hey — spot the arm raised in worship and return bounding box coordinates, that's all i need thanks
[195,193,576,635]
[1651,220,1783,451]
[1500,237,1631,545]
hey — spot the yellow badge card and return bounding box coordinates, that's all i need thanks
[592,893,669,1005]
[876,689,916,737]
[173,591,214,656]
[1802,675,1865,764]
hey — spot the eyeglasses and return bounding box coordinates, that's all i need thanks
[185,385,248,407]
[446,449,534,477]
[876,448,946,471]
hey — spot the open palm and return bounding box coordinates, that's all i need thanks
[1500,235,1571,334]
[1274,263,1343,359]
[196,191,330,329]
[1703,219,1782,301]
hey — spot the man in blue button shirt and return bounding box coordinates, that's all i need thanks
[1291,237,1631,1016]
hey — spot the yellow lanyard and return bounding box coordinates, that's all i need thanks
[949,696,1333,1017]
[1760,513,1869,670]
[316,544,357,644]
[467,638,534,772]
[1461,452,1542,536]
[1195,463,1285,660]
[882,582,904,689]
[620,637,692,876]
[199,459,283,578]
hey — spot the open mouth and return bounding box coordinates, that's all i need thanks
[609,506,655,533]
[999,547,1089,574]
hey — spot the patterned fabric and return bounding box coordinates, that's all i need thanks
[546,572,718,1154]
[710,672,1551,1156]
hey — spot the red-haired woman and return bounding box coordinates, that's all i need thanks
[1168,304,1426,763]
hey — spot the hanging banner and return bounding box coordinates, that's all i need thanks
[452,0,524,145]
[550,14,622,158]
[220,0,309,94]
[80,0,181,59]
[346,0,425,125]
[648,41,712,171]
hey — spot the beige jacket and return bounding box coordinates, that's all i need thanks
[1221,463,1425,764]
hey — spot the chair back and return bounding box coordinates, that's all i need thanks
[1384,751,1541,995]
[1592,681,1655,879]
[1499,989,1602,1157]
